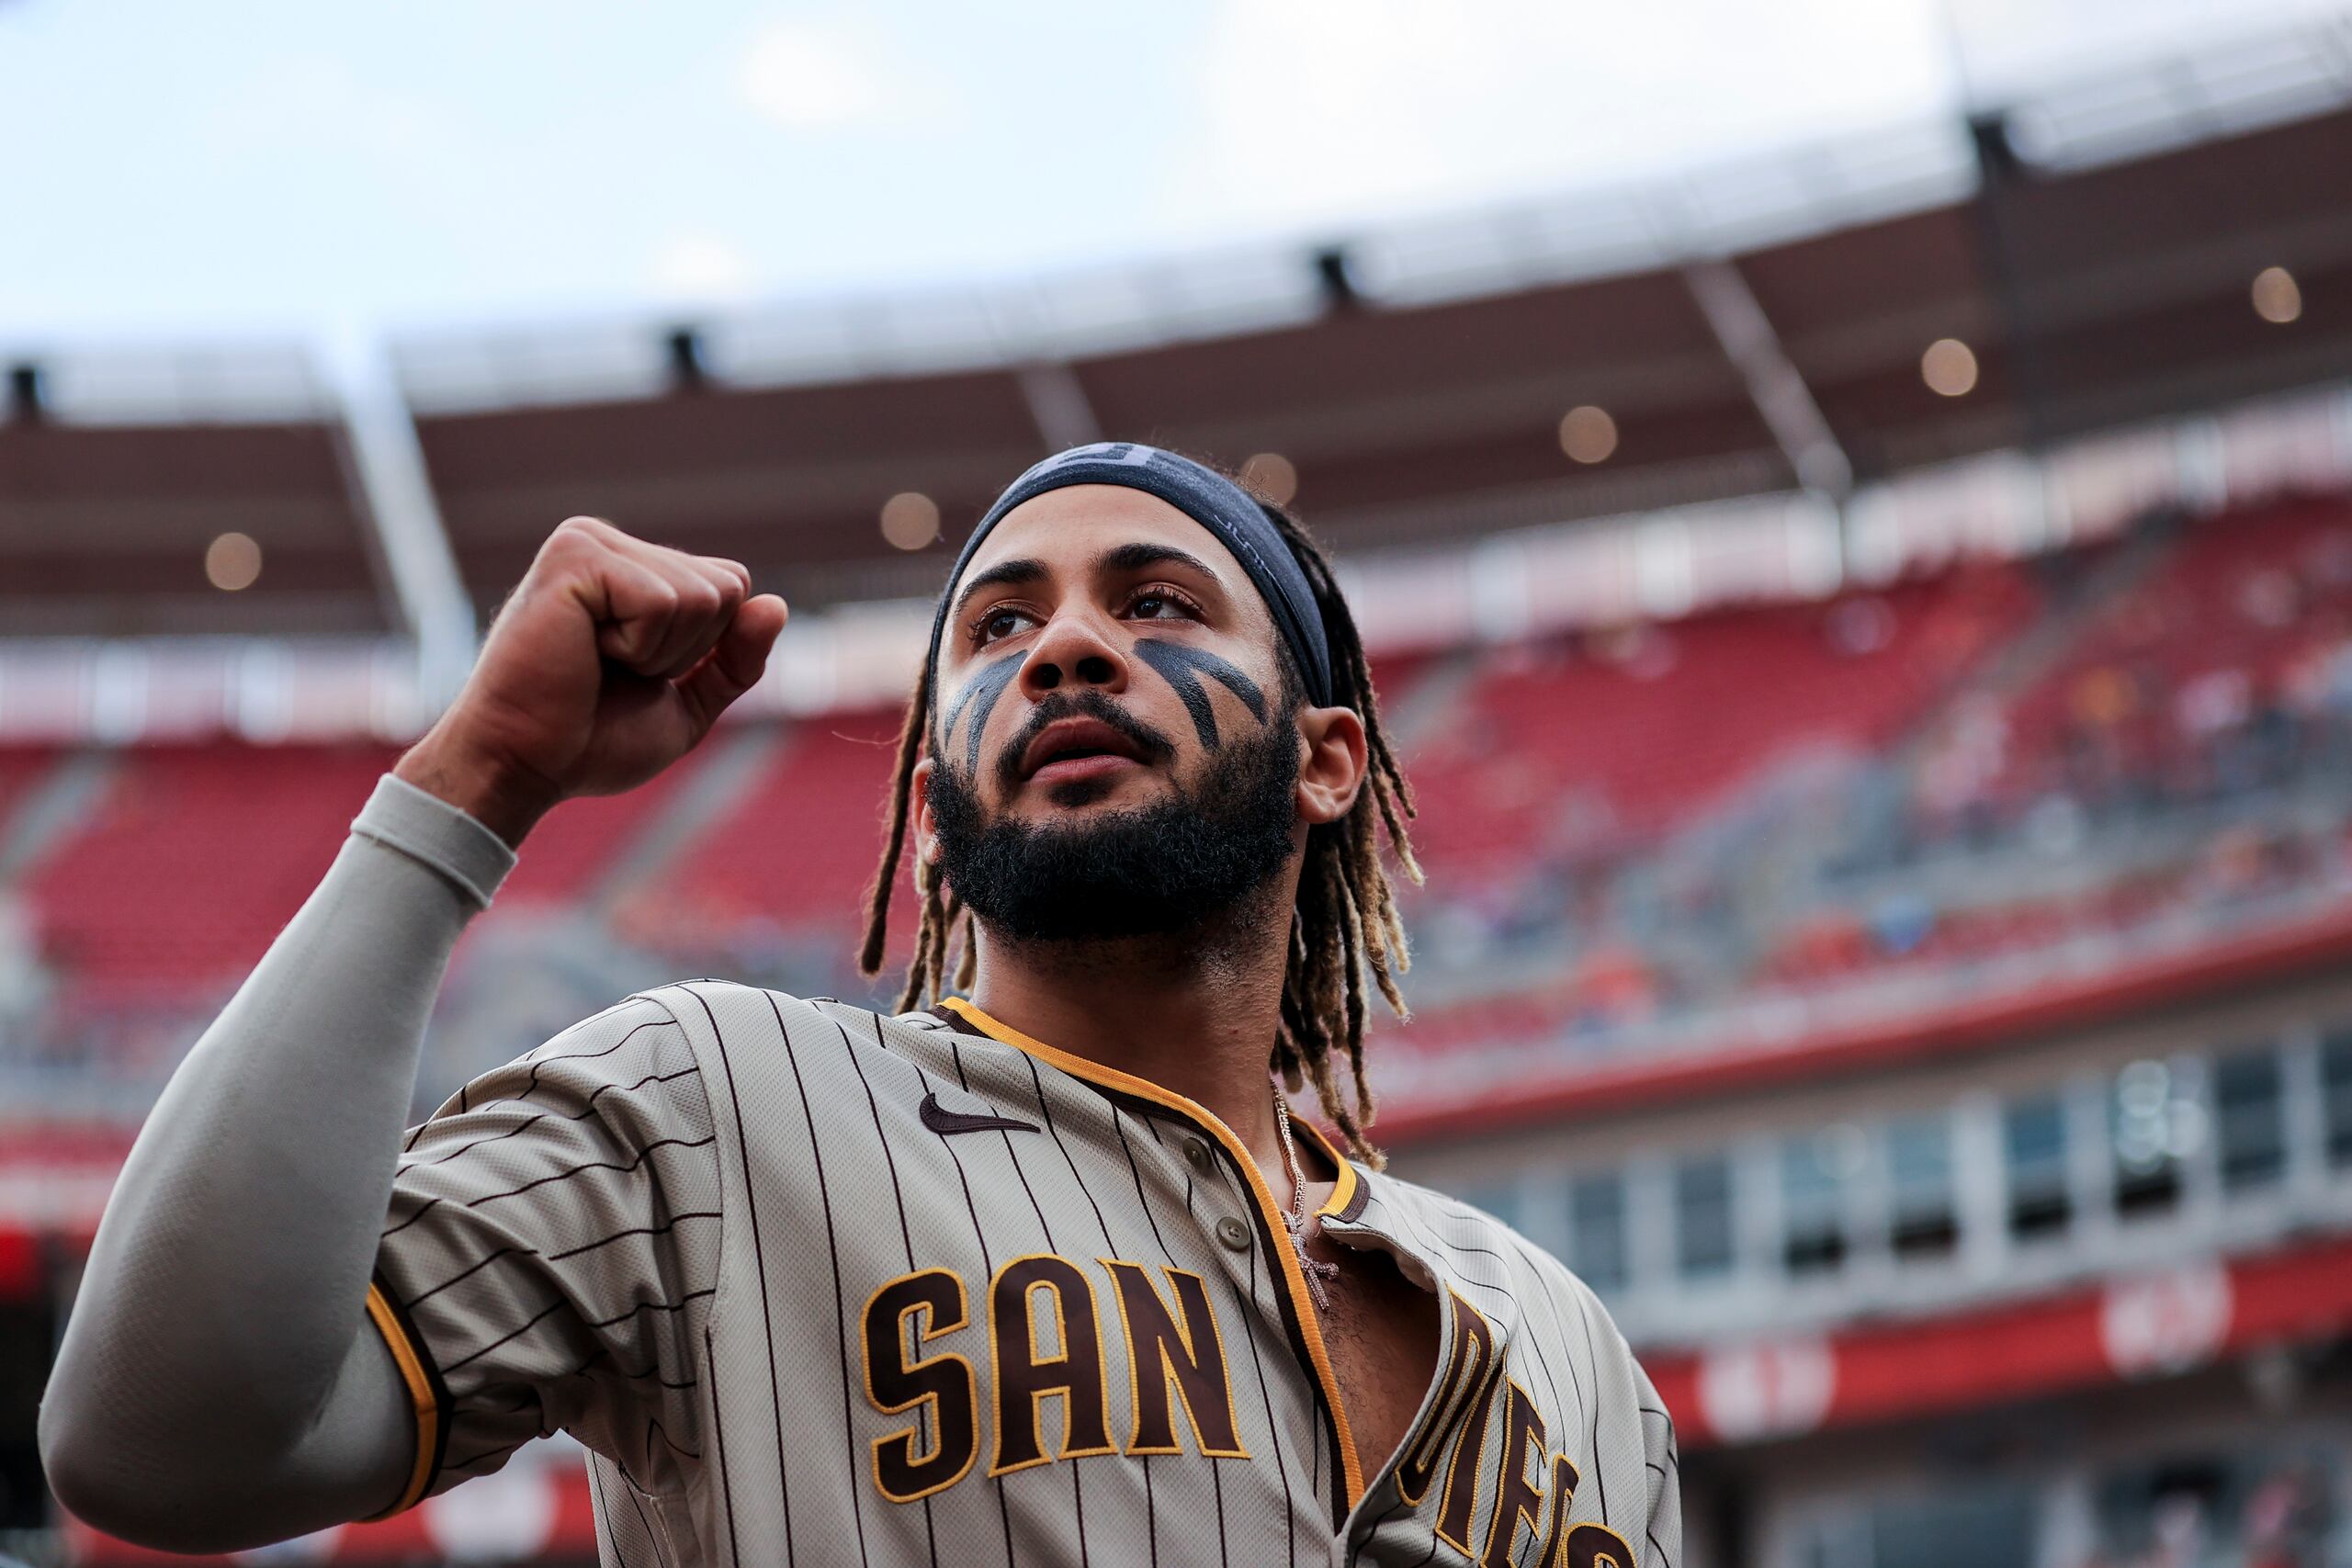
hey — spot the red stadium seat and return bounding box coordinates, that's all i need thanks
[22,743,400,1002]
[1404,566,2037,881]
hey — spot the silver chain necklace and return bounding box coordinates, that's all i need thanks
[1273,1090,1342,1311]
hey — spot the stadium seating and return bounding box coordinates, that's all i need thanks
[1380,497,2352,1058]
[1401,564,2038,880]
[1959,496,2352,821]
[492,739,723,907]
[10,729,790,1002]
[13,492,2352,1088]
[19,742,400,1000]
[662,711,905,942]
[0,748,55,841]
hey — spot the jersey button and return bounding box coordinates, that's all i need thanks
[1215,1215,1251,1252]
[1183,1137,1215,1173]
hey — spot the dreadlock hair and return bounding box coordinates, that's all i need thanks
[856,475,1421,1167]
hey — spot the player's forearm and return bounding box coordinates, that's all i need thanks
[40,774,514,1539]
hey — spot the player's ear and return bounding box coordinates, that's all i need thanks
[1295,704,1367,827]
[910,755,944,867]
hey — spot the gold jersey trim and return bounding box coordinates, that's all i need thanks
[361,1280,442,1518]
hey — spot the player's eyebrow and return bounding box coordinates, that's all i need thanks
[949,557,1047,626]
[1094,541,1224,584]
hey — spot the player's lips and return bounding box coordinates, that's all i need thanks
[1019,717,1151,783]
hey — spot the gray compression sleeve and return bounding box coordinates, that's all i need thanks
[39,774,517,1551]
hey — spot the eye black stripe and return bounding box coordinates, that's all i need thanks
[1133,639,1267,750]
[946,654,1023,773]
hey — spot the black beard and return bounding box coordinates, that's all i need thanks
[929,697,1301,942]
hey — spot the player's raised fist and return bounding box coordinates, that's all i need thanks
[395,515,788,845]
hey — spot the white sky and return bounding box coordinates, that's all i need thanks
[2,0,2342,346]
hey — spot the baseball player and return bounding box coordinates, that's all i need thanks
[41,445,1680,1568]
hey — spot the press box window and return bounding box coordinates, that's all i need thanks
[2110,1060,2190,1220]
[1799,1484,2039,1568]
[1781,1128,1859,1276]
[2323,1025,2352,1168]
[1673,1153,1736,1280]
[1458,1179,1526,1234]
[1566,1169,1629,1295]
[2211,1044,2285,1195]
[2003,1093,2072,1241]
[1885,1113,1959,1261]
[1796,1485,2041,1568]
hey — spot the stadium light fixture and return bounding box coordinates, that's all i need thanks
[6,362,40,423]
[665,327,708,391]
[1559,405,1619,464]
[879,491,941,551]
[1312,246,1363,314]
[205,532,263,592]
[2252,266,2302,324]
[1240,452,1298,505]
[1921,339,1979,398]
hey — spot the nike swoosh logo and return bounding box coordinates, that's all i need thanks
[920,1091,1041,1137]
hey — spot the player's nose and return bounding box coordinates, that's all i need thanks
[1019,608,1129,700]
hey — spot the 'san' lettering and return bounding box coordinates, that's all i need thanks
[1102,1259,1248,1457]
[989,1254,1114,1473]
[861,1269,979,1503]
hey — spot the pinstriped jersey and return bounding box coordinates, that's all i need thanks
[368,980,1681,1568]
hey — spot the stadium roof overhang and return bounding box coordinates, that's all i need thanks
[4,20,2350,642]
[0,348,397,637]
[384,21,2352,620]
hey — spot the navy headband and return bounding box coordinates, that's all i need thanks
[926,442,1335,708]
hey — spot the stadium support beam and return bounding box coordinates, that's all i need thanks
[1680,259,1854,502]
[1015,361,1102,450]
[327,339,479,710]
[1965,110,2050,455]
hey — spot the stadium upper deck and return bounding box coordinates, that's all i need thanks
[5,20,2352,671]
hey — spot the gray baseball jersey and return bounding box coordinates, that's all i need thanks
[368,982,1680,1568]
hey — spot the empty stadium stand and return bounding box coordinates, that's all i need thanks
[492,735,729,908]
[17,741,399,999]
[1400,564,2038,879]
[0,747,54,843]
[658,709,909,945]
